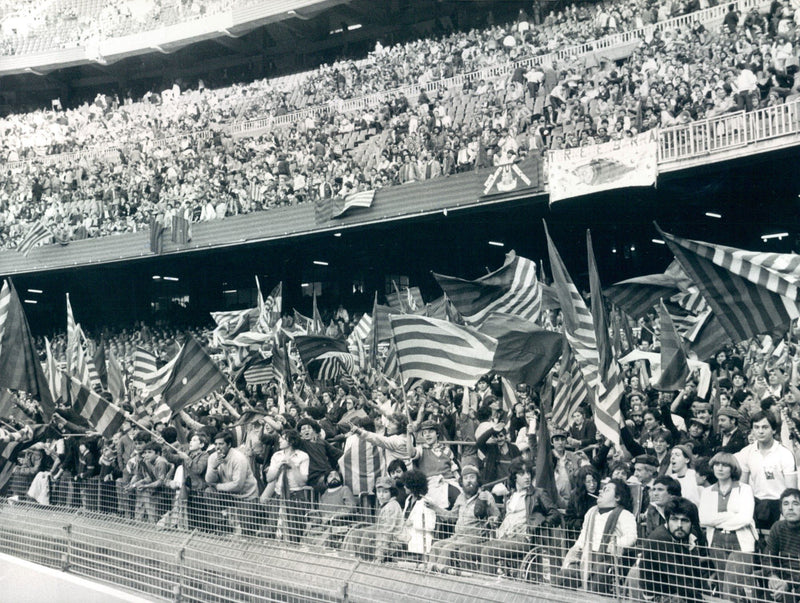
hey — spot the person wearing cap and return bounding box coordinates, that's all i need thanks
[710,407,748,455]
[551,427,580,508]
[424,464,500,573]
[408,419,460,509]
[343,475,404,563]
[699,452,756,599]
[668,445,700,506]
[476,421,520,485]
[629,454,659,517]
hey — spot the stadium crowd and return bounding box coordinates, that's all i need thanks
[1,295,799,601]
[10,1,800,249]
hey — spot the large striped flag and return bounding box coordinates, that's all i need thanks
[107,348,127,403]
[388,314,497,387]
[333,189,376,219]
[604,260,691,320]
[69,377,126,439]
[16,221,52,256]
[433,250,542,327]
[544,222,601,394]
[657,299,690,390]
[658,225,800,343]
[551,336,591,429]
[348,313,373,345]
[0,280,54,420]
[132,347,157,389]
[160,337,228,413]
[242,358,276,385]
[338,433,384,497]
[294,335,349,369]
[142,351,180,399]
[587,230,624,443]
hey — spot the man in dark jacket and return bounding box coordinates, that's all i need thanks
[640,497,710,602]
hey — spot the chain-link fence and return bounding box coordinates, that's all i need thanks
[3,469,796,602]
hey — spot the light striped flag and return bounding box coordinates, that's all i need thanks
[433,251,542,327]
[388,314,497,387]
[16,221,52,256]
[161,337,228,413]
[86,350,103,391]
[386,286,424,313]
[107,348,127,403]
[333,189,375,218]
[338,433,384,497]
[243,359,276,385]
[311,291,324,334]
[382,343,400,387]
[587,230,624,444]
[142,352,180,398]
[659,225,800,343]
[132,347,157,389]
[66,294,80,376]
[348,313,373,344]
[69,376,126,439]
[670,287,708,316]
[545,223,601,394]
[551,337,590,429]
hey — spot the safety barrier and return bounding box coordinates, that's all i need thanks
[1,469,793,602]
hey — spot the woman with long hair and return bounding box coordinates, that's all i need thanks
[564,466,600,535]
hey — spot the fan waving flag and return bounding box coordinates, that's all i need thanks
[16,221,53,256]
[587,230,624,444]
[388,314,497,387]
[160,337,227,413]
[657,224,800,343]
[433,250,541,327]
[69,377,126,439]
[657,298,690,390]
[0,280,54,420]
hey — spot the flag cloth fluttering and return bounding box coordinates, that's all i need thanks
[160,337,228,413]
[388,314,497,387]
[433,251,542,328]
[16,221,53,256]
[658,224,800,343]
[69,377,126,439]
[0,280,54,420]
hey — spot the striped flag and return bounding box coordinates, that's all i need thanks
[16,221,52,256]
[149,216,165,254]
[92,337,108,389]
[657,299,690,390]
[69,377,126,439]
[66,294,80,376]
[309,352,357,382]
[107,347,127,403]
[0,281,9,359]
[587,230,624,444]
[349,313,373,344]
[551,336,590,429]
[171,215,190,244]
[658,225,800,343]
[132,347,157,389]
[86,349,103,391]
[544,223,601,394]
[43,337,61,402]
[338,433,384,497]
[382,343,401,387]
[292,310,312,334]
[0,280,54,420]
[294,335,349,369]
[332,189,375,218]
[388,314,497,387]
[142,352,180,399]
[243,359,276,385]
[433,251,542,327]
[160,337,228,413]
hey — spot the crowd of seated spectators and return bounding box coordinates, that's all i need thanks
[2,2,800,251]
[3,302,800,600]
[0,0,247,56]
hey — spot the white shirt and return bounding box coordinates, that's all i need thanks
[737,440,797,500]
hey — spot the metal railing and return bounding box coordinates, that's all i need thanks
[0,469,791,602]
[658,98,800,164]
